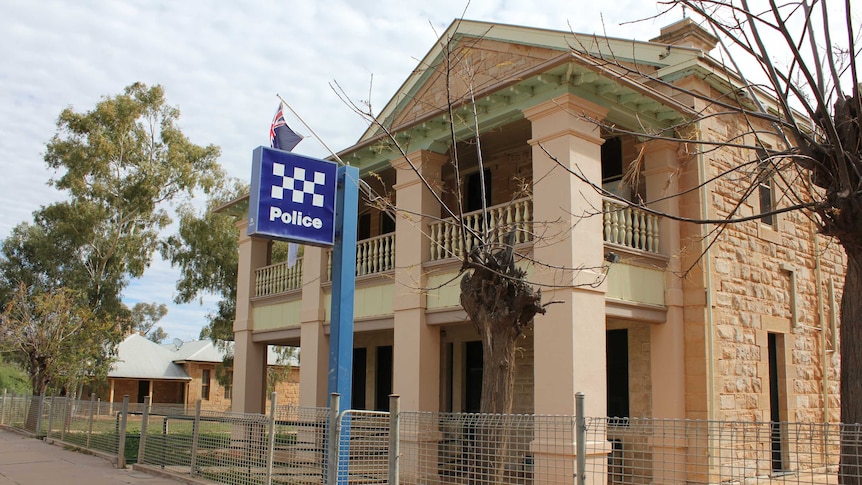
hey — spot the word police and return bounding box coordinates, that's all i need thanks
[269,207,323,229]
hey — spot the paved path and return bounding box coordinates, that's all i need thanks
[0,428,187,485]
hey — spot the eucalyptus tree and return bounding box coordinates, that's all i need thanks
[0,82,221,395]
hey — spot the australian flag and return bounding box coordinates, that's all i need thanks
[270,102,302,151]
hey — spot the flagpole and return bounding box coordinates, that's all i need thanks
[276,94,346,166]
[275,93,385,211]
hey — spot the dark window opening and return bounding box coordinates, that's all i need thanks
[768,333,785,471]
[466,169,492,213]
[757,148,775,226]
[201,369,211,400]
[375,346,393,411]
[606,329,629,420]
[137,380,149,404]
[357,213,371,240]
[601,137,624,183]
[759,177,774,226]
[464,341,483,413]
[352,348,367,410]
[601,137,633,200]
[380,212,396,235]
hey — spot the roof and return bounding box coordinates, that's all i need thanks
[163,339,224,363]
[109,334,190,381]
[109,335,298,381]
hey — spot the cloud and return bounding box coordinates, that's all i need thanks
[0,0,675,339]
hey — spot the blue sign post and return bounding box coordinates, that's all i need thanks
[328,165,359,411]
[249,146,358,484]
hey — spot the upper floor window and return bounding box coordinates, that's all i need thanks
[601,137,635,201]
[466,169,492,213]
[757,148,775,227]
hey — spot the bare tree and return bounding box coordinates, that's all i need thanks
[551,1,859,481]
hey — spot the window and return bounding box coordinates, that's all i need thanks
[606,329,629,420]
[601,137,632,200]
[380,212,395,235]
[466,169,492,213]
[357,213,371,240]
[757,148,775,226]
[201,369,211,400]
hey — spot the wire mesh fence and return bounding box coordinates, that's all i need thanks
[335,410,391,484]
[6,390,862,485]
[585,417,862,485]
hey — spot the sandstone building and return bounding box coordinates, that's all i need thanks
[225,17,846,481]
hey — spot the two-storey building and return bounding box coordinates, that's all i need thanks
[225,18,845,480]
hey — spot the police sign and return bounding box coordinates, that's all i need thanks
[248,146,337,246]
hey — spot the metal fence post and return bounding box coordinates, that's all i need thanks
[327,393,341,485]
[117,395,129,468]
[137,396,150,466]
[60,397,68,442]
[34,393,46,437]
[1,388,6,425]
[266,392,278,485]
[46,395,56,439]
[389,394,400,485]
[87,393,95,449]
[189,399,202,477]
[576,392,586,485]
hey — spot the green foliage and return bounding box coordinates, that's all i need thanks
[162,178,246,342]
[129,302,168,342]
[0,360,30,393]
[0,284,118,395]
[0,82,222,396]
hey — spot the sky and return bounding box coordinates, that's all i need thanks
[0,0,678,341]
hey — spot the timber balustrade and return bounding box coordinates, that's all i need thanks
[254,258,303,297]
[253,197,662,297]
[428,198,534,261]
[602,197,660,253]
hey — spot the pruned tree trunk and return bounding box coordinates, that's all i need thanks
[459,230,546,483]
[840,248,862,484]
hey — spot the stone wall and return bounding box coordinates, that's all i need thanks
[698,91,845,423]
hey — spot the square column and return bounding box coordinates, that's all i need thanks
[391,150,447,484]
[642,140,687,484]
[232,221,271,414]
[525,94,610,484]
[390,149,447,412]
[298,246,330,408]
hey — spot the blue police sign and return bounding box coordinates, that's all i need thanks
[248,146,338,246]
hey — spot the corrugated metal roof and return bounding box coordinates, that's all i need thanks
[110,336,299,380]
[163,339,224,363]
[109,334,190,380]
[163,340,299,367]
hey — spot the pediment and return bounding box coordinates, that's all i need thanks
[387,36,564,130]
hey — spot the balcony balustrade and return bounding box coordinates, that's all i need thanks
[255,257,303,298]
[428,198,533,261]
[602,198,660,253]
[254,197,662,297]
[325,232,396,281]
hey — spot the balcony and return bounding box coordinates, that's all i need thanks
[253,197,661,299]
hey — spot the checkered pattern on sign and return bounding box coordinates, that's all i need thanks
[271,162,327,207]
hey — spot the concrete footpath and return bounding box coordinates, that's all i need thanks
[0,427,188,484]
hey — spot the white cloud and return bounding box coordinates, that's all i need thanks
[0,0,676,339]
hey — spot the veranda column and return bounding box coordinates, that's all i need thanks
[391,150,446,484]
[390,149,447,411]
[232,221,270,413]
[525,94,610,484]
[298,246,330,408]
[643,139,687,485]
